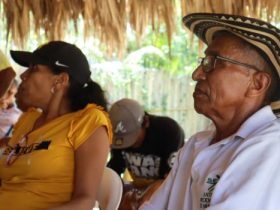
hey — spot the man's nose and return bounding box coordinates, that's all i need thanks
[192,66,206,81]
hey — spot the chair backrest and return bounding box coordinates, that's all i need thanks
[95,167,123,210]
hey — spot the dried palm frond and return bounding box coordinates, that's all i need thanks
[181,0,280,52]
[1,0,280,56]
[182,0,280,21]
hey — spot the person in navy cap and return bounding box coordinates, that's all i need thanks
[108,98,184,209]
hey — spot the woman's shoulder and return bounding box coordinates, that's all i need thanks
[69,103,111,130]
[68,103,112,148]
[74,103,109,120]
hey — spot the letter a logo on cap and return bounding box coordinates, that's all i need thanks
[114,121,127,133]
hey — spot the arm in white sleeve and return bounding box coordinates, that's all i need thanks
[207,136,280,210]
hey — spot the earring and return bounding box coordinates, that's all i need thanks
[50,87,55,94]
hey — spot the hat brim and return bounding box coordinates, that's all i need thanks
[111,128,142,149]
[183,13,280,79]
[10,50,46,67]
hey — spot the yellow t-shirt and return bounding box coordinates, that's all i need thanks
[0,104,112,210]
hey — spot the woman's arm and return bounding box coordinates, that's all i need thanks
[48,126,110,210]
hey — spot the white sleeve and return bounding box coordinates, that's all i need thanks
[207,136,280,210]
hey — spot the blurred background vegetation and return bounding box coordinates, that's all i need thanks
[0,1,210,139]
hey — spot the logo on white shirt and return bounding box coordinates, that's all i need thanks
[114,121,127,133]
[200,174,220,209]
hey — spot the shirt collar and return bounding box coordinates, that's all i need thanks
[234,105,276,140]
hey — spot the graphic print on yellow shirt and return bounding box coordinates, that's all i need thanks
[0,104,112,210]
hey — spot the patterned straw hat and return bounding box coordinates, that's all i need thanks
[183,13,280,114]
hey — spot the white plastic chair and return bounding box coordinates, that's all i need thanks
[94,167,123,210]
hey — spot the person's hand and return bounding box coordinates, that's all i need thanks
[118,180,163,210]
[137,180,163,207]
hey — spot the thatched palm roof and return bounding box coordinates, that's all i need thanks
[182,0,280,22]
[1,0,280,55]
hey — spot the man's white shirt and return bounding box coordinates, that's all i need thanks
[140,105,280,210]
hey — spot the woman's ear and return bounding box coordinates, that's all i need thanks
[54,72,70,90]
[246,72,271,97]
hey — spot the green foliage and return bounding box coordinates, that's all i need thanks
[0,2,208,137]
[124,20,200,76]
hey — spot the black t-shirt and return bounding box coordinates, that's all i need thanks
[107,114,184,183]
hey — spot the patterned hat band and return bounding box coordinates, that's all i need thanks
[183,13,280,114]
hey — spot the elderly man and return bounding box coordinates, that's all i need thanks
[140,13,280,210]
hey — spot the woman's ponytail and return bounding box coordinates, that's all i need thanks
[68,79,108,111]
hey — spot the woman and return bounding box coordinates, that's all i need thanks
[0,41,112,210]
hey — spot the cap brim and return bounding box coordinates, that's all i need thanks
[10,51,46,67]
[111,129,142,149]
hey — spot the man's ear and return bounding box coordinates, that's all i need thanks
[246,72,271,97]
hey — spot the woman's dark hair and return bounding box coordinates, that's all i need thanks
[51,67,108,111]
[68,78,108,111]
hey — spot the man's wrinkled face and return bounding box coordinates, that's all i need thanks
[192,33,258,119]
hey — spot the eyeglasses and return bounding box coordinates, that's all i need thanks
[198,55,261,73]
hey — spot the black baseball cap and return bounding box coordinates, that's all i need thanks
[10,41,91,85]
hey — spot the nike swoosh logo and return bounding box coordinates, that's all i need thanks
[55,61,69,68]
